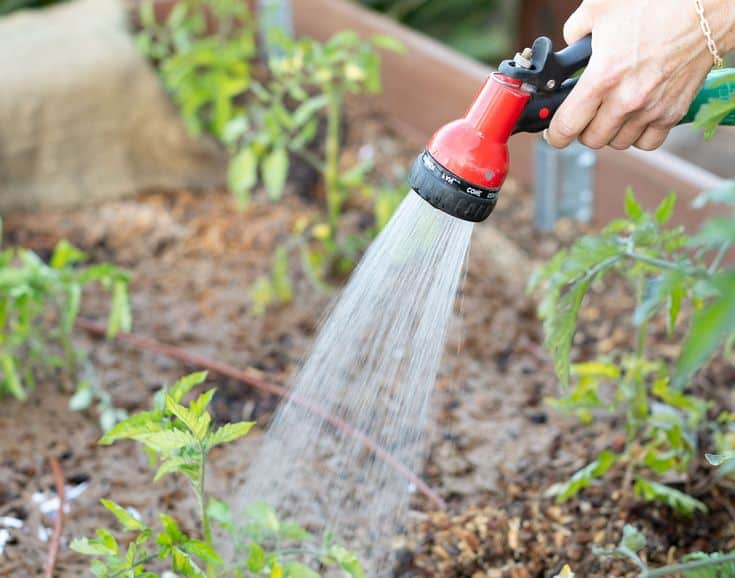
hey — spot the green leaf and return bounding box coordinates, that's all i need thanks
[62,283,81,334]
[136,429,198,452]
[247,543,266,573]
[624,188,645,222]
[547,278,592,388]
[172,546,207,578]
[170,372,208,403]
[229,148,258,207]
[262,147,290,201]
[209,421,255,448]
[545,450,619,502]
[292,95,328,127]
[534,236,622,387]
[70,536,118,557]
[138,0,156,29]
[676,271,735,386]
[154,457,190,481]
[272,245,294,304]
[291,119,318,150]
[694,97,735,140]
[51,239,87,269]
[669,282,685,335]
[690,216,735,248]
[1,353,26,401]
[245,501,280,533]
[654,192,677,225]
[99,410,163,445]
[100,499,148,532]
[182,539,223,566]
[284,562,321,578]
[249,276,275,316]
[693,181,735,208]
[634,478,707,515]
[633,275,671,327]
[279,522,313,541]
[107,280,132,338]
[165,395,206,438]
[370,34,406,53]
[159,513,187,545]
[620,524,646,552]
[207,498,233,529]
[706,452,735,467]
[189,388,216,417]
[571,361,621,379]
[329,545,364,578]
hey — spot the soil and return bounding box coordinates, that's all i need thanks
[1,102,734,578]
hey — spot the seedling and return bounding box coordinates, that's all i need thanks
[136,0,256,139]
[0,228,131,429]
[228,31,405,308]
[72,372,364,578]
[532,186,735,514]
[593,524,735,577]
[136,5,405,312]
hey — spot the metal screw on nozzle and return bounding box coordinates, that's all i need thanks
[513,47,533,69]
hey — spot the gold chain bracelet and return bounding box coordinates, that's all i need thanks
[695,0,725,68]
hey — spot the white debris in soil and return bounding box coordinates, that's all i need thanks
[32,481,90,517]
[0,517,23,529]
[0,529,10,555]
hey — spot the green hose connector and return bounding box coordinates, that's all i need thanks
[680,68,735,126]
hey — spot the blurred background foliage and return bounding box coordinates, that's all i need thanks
[0,0,67,16]
[357,0,518,64]
[1,0,520,65]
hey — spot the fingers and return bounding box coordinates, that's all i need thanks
[546,70,603,148]
[634,126,670,151]
[578,99,630,149]
[563,2,594,44]
[609,119,648,150]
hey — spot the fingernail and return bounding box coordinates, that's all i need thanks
[543,129,549,143]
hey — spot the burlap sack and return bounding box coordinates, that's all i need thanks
[0,0,227,212]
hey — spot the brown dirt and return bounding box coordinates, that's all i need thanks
[1,102,734,578]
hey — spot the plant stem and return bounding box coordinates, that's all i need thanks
[196,445,215,578]
[708,242,731,275]
[635,274,648,359]
[274,547,326,558]
[109,554,157,577]
[290,146,325,173]
[624,251,709,279]
[324,87,342,242]
[641,552,735,577]
[635,323,647,359]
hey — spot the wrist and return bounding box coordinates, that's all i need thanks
[705,0,735,55]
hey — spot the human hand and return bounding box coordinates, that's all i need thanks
[546,0,735,151]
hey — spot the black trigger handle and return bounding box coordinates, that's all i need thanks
[514,78,579,134]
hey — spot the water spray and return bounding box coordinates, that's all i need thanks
[409,35,735,223]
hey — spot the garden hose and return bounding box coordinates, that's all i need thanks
[408,34,735,223]
[680,67,735,126]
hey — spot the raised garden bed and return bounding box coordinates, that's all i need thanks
[2,2,734,578]
[3,97,735,577]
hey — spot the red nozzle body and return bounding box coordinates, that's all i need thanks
[428,73,530,191]
[408,73,532,222]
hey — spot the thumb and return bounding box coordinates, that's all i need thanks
[563,2,594,45]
